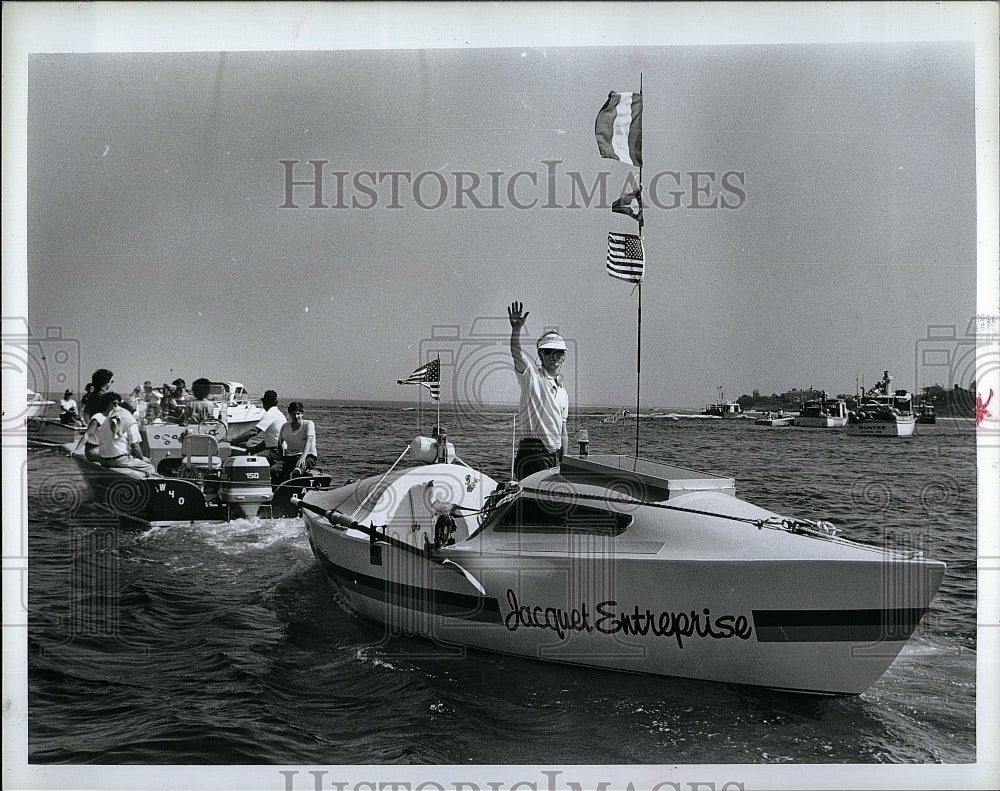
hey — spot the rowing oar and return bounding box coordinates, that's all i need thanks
[290,495,486,595]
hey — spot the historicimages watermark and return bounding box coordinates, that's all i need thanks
[278,159,747,212]
[277,769,745,791]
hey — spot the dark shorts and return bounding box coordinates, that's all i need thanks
[513,438,562,480]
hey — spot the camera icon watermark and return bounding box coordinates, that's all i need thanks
[2,317,82,445]
[406,316,580,437]
[914,317,999,445]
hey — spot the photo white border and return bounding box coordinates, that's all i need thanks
[3,2,998,790]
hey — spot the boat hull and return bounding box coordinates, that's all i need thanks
[308,524,941,695]
[793,415,848,428]
[226,405,265,436]
[27,417,85,448]
[302,459,944,695]
[846,416,917,437]
[754,417,794,427]
[70,453,331,527]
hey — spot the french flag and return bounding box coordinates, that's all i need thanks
[595,91,642,167]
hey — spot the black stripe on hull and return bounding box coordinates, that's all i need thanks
[309,540,928,644]
[312,547,502,624]
[752,607,928,642]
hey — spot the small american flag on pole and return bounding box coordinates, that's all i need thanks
[607,232,644,283]
[397,357,440,400]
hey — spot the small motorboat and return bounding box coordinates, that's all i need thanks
[26,388,55,419]
[209,381,266,435]
[753,412,795,427]
[27,416,85,448]
[793,396,849,428]
[916,401,937,425]
[702,387,745,418]
[847,371,918,437]
[67,420,330,527]
[299,431,944,695]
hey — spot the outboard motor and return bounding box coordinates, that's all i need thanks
[219,455,272,518]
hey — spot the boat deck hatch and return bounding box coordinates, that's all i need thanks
[493,498,632,536]
[559,454,736,499]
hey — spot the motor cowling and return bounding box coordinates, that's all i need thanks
[219,455,272,518]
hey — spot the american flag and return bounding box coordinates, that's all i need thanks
[397,357,440,400]
[607,232,645,283]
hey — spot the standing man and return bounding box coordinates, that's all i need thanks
[508,301,569,479]
[229,389,285,466]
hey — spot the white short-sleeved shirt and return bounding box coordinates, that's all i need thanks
[254,406,287,449]
[97,406,141,458]
[516,364,568,452]
[84,412,106,446]
[279,419,317,458]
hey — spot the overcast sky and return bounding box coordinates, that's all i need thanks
[10,4,992,413]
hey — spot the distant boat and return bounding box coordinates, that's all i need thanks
[754,412,795,427]
[846,371,917,437]
[26,388,54,418]
[27,417,84,448]
[794,397,848,428]
[916,401,937,424]
[702,387,745,418]
[602,408,629,424]
[208,381,265,435]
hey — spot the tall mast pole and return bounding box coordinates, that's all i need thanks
[635,72,643,460]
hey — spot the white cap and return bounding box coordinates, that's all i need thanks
[536,331,567,351]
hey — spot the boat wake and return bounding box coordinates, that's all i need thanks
[198,516,308,553]
[135,516,308,554]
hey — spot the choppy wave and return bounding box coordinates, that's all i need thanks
[26,403,978,764]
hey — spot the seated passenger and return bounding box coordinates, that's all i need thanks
[271,401,317,484]
[59,389,80,425]
[161,380,189,422]
[229,390,285,465]
[143,381,163,422]
[81,368,114,420]
[80,391,116,462]
[95,392,156,474]
[181,377,225,426]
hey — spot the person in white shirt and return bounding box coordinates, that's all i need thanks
[508,301,569,479]
[59,389,80,425]
[229,389,286,465]
[273,401,318,483]
[80,391,112,461]
[95,392,155,474]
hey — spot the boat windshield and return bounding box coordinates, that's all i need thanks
[492,496,632,536]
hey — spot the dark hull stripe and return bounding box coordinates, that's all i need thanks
[752,607,928,642]
[310,539,929,643]
[311,547,503,624]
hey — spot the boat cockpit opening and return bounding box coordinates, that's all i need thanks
[490,496,633,537]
